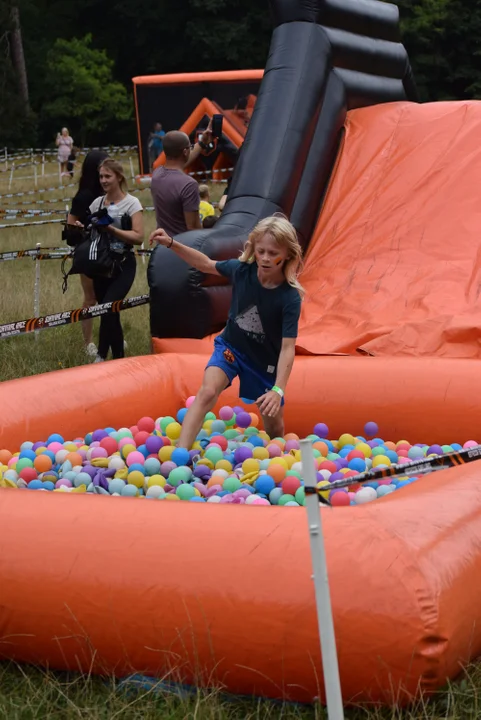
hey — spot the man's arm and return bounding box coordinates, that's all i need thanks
[184,210,201,231]
[150,228,219,275]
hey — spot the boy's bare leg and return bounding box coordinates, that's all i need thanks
[178,366,229,449]
[261,406,284,440]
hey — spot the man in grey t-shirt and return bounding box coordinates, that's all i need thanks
[151,130,211,237]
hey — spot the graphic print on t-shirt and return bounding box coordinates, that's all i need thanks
[234,304,265,343]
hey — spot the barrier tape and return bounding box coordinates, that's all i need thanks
[0,294,149,340]
[0,208,66,217]
[0,246,153,262]
[0,184,76,200]
[0,197,73,207]
[0,218,64,229]
[4,145,138,160]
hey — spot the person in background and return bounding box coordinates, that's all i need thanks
[148,122,165,169]
[218,175,232,213]
[150,125,213,237]
[203,215,218,229]
[67,148,77,178]
[89,159,144,363]
[198,184,215,223]
[67,150,108,356]
[56,127,74,177]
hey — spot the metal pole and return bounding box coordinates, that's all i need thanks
[34,242,41,342]
[299,439,344,720]
[129,156,135,182]
[4,147,7,172]
[42,152,45,177]
[8,163,14,190]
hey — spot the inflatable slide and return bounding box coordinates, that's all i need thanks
[2,0,481,709]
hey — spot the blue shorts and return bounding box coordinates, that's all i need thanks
[206,337,284,406]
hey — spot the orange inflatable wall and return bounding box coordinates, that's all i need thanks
[3,354,481,705]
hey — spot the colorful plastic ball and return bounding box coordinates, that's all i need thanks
[16,457,34,472]
[372,454,391,468]
[144,458,161,476]
[235,412,252,429]
[47,433,64,445]
[176,407,188,424]
[126,451,145,467]
[205,446,224,465]
[108,478,126,494]
[210,435,228,451]
[427,444,443,455]
[281,475,301,495]
[19,467,38,483]
[134,431,150,447]
[347,457,366,473]
[169,466,192,487]
[223,476,242,493]
[165,422,182,441]
[144,435,162,455]
[364,421,379,437]
[234,446,253,464]
[74,472,92,488]
[159,416,175,433]
[331,490,350,506]
[219,406,234,421]
[19,449,36,462]
[146,485,166,499]
[314,423,329,438]
[33,454,52,473]
[121,484,139,497]
[135,416,154,433]
[278,493,296,506]
[354,487,377,504]
[128,470,145,488]
[377,485,394,497]
[294,486,305,505]
[28,480,43,490]
[147,474,166,488]
[20,441,34,452]
[0,449,12,465]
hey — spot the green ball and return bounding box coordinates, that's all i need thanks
[372,446,387,457]
[306,434,319,442]
[169,467,191,487]
[442,444,453,453]
[295,486,305,505]
[224,416,236,426]
[224,429,239,440]
[327,452,340,461]
[244,427,259,436]
[176,484,195,500]
[160,416,176,432]
[204,411,216,421]
[223,476,242,493]
[286,469,301,479]
[117,428,133,439]
[205,447,224,464]
[17,458,33,471]
[278,493,296,506]
[312,449,321,458]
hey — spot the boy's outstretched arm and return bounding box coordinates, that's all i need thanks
[257,337,296,417]
[150,228,219,275]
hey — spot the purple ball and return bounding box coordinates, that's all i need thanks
[427,444,443,456]
[236,412,252,429]
[233,406,244,414]
[336,459,348,469]
[194,464,212,480]
[82,465,97,478]
[145,435,163,454]
[314,423,329,438]
[329,472,344,482]
[92,429,108,442]
[160,461,176,477]
[32,441,46,451]
[364,421,379,438]
[234,446,253,464]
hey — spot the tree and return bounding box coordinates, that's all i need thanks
[42,34,132,146]
[10,6,29,111]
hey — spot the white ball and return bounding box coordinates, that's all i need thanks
[55,449,69,464]
[245,494,259,504]
[354,487,377,505]
[109,456,125,470]
[211,469,229,480]
[318,469,331,481]
[207,495,222,503]
[16,478,28,489]
[291,461,303,474]
[146,485,165,499]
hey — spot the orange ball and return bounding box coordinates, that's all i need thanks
[66,452,83,467]
[34,454,53,473]
[266,463,286,484]
[313,441,328,457]
[384,441,396,451]
[271,438,285,450]
[249,413,259,427]
[0,449,12,465]
[284,432,299,441]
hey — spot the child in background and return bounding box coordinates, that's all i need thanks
[203,215,218,228]
[150,214,303,449]
[198,184,216,223]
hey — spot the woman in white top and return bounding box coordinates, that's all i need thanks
[56,127,74,177]
[89,158,144,362]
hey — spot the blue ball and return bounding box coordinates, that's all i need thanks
[28,480,43,490]
[19,449,36,461]
[189,496,206,502]
[364,481,379,489]
[47,433,64,444]
[171,447,190,467]
[269,487,283,505]
[84,433,93,446]
[43,450,56,463]
[249,436,265,447]
[255,476,276,495]
[385,450,399,463]
[144,458,161,476]
[211,419,226,434]
[451,443,462,451]
[137,444,149,458]
[42,481,55,491]
[348,457,366,473]
[104,427,116,435]
[20,441,34,451]
[217,490,230,497]
[396,480,410,489]
[177,407,188,423]
[128,463,146,475]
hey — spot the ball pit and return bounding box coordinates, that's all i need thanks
[0,402,465,507]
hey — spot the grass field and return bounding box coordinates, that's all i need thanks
[1,157,480,719]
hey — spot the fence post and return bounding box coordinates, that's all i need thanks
[3,147,7,172]
[33,162,38,190]
[8,163,14,190]
[299,439,344,720]
[34,242,41,342]
[42,152,45,177]
[129,156,135,182]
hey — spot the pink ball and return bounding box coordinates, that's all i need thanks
[47,441,63,454]
[55,479,72,489]
[464,440,478,449]
[100,437,118,456]
[126,451,145,467]
[90,447,108,459]
[348,492,356,501]
[129,425,139,437]
[397,457,411,465]
[284,439,299,452]
[77,449,88,461]
[134,431,150,447]
[377,478,392,486]
[219,405,234,420]
[118,437,136,449]
[137,416,155,433]
[8,457,17,468]
[252,497,270,505]
[186,395,196,408]
[193,482,207,497]
[161,461,176,476]
[266,443,282,458]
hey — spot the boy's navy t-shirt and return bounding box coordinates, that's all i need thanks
[215,259,301,378]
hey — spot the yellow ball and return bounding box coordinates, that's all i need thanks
[147,474,166,488]
[115,469,128,480]
[201,458,214,470]
[355,442,372,458]
[165,422,181,440]
[253,447,269,460]
[258,431,270,443]
[331,441,339,450]
[35,446,47,455]
[192,441,201,451]
[128,470,145,488]
[372,454,391,467]
[159,445,175,462]
[215,459,233,472]
[338,433,356,448]
[121,443,136,459]
[203,420,213,431]
[269,457,288,470]
[284,454,296,469]
[164,493,180,501]
[242,458,260,475]
[316,479,331,499]
[194,488,201,496]
[291,449,301,462]
[63,442,78,452]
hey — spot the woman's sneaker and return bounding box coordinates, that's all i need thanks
[93,355,105,363]
[85,342,98,357]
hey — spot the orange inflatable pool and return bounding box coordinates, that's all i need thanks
[2,353,481,705]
